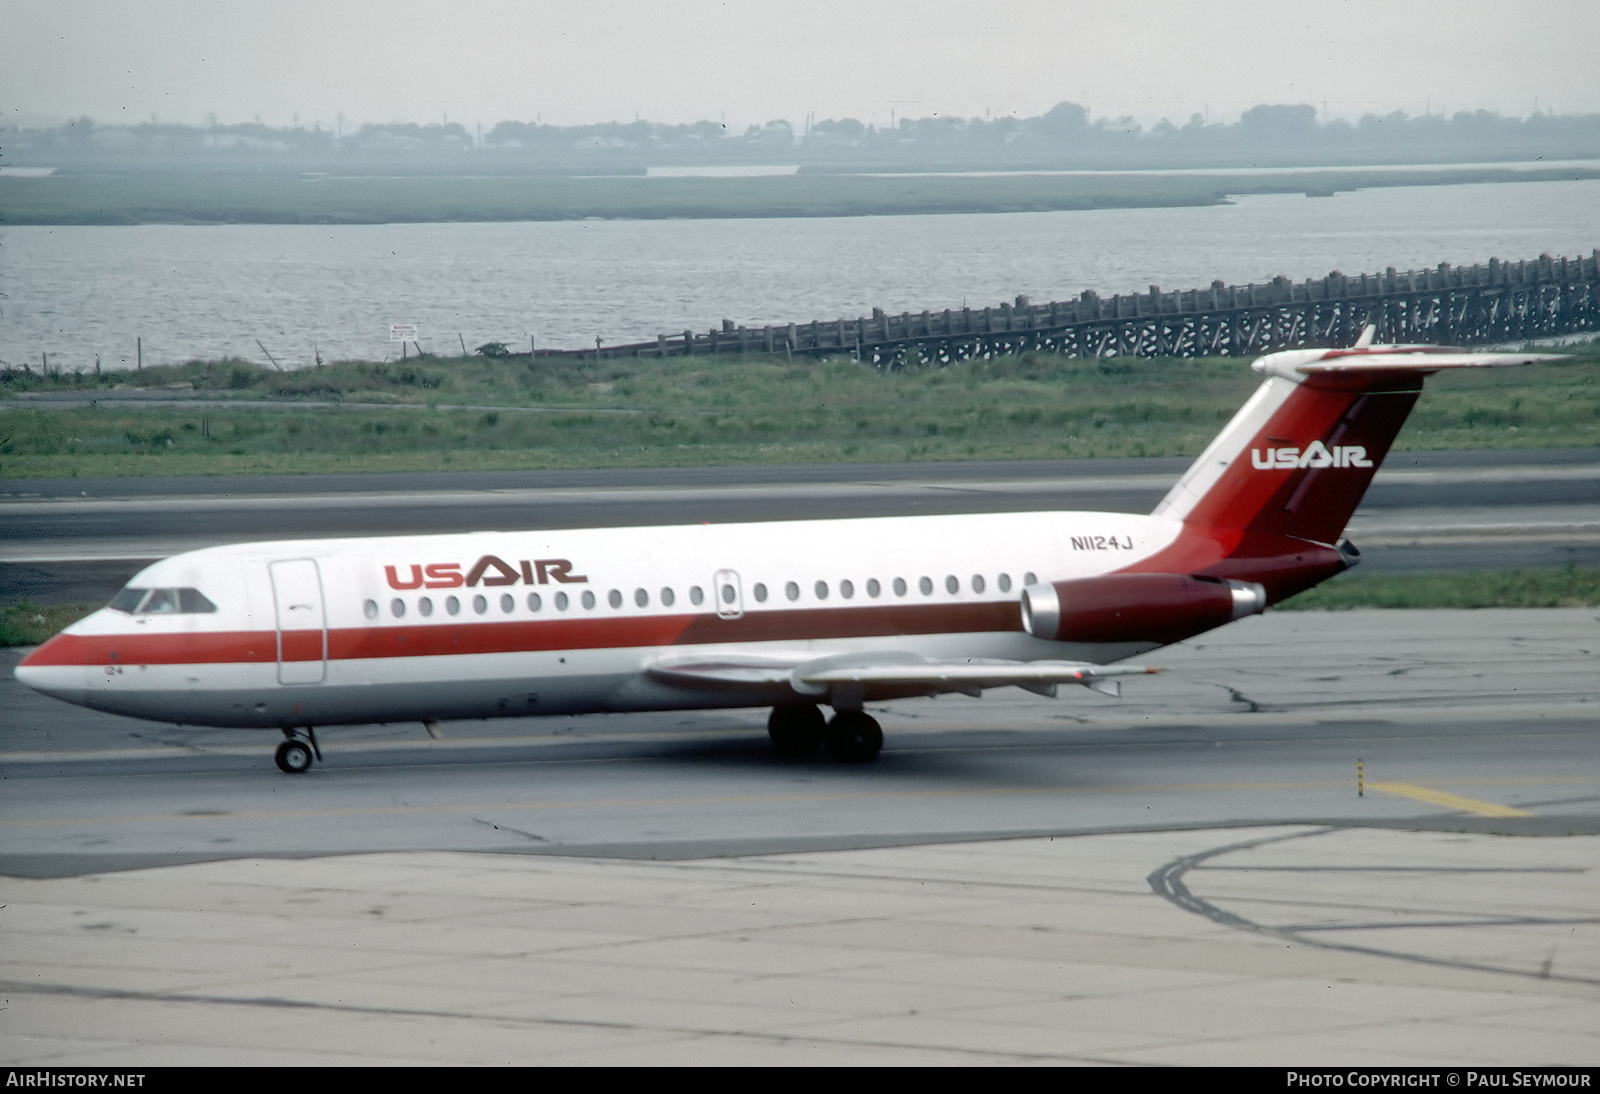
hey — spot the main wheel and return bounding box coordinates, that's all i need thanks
[275,739,314,774]
[768,704,825,756]
[823,710,883,763]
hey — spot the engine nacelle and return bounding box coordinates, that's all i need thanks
[1021,573,1266,645]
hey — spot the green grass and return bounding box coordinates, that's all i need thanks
[0,602,98,647]
[1278,567,1600,610]
[5,569,1595,647]
[2,345,1594,478]
[5,165,1597,224]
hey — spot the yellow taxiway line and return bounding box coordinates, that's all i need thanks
[1367,781,1534,818]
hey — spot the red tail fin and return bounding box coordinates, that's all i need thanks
[1155,368,1422,546]
[1133,343,1562,602]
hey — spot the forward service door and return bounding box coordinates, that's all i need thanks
[270,558,327,685]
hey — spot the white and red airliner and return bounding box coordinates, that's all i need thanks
[16,331,1560,772]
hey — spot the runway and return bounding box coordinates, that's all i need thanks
[5,608,1597,876]
[3,609,1597,1063]
[3,445,1599,1063]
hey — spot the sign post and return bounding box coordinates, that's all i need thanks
[389,324,420,359]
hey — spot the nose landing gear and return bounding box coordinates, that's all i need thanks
[274,727,322,774]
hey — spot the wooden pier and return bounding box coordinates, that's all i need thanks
[533,251,1600,366]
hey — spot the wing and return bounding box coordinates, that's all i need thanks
[647,650,1157,700]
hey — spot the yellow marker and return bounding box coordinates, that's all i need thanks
[1368,781,1534,818]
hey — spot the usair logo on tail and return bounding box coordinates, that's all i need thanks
[1250,441,1373,471]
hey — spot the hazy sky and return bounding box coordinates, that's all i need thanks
[4,0,1598,131]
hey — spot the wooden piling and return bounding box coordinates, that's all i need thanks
[519,252,1597,367]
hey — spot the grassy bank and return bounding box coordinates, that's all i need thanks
[6,569,1596,647]
[1,345,1594,478]
[4,165,1596,225]
[1276,567,1600,610]
[1,602,99,647]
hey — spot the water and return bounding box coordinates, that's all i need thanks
[3,179,1597,370]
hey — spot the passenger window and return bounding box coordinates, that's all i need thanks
[608,589,623,609]
[945,575,959,594]
[814,581,829,600]
[840,579,854,599]
[660,587,675,607]
[582,591,597,610]
[473,595,488,614]
[893,577,907,597]
[391,598,406,618]
[867,578,881,598]
[998,573,1012,592]
[501,594,514,613]
[690,586,705,605]
[971,575,986,594]
[635,588,649,608]
[1024,571,1037,585]
[419,597,434,617]
[785,581,800,601]
[446,596,460,616]
[918,577,933,596]
[364,600,379,620]
[555,592,569,611]
[527,592,543,612]
[752,582,767,603]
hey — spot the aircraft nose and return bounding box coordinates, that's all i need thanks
[15,639,89,707]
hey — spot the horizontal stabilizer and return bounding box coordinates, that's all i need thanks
[1257,348,1565,379]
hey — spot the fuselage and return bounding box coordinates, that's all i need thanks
[18,508,1180,729]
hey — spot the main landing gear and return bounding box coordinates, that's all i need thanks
[274,727,322,774]
[767,704,882,763]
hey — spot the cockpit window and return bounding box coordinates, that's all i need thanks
[142,588,180,614]
[107,586,219,615]
[109,587,149,613]
[178,588,218,613]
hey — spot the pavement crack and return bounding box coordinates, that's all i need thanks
[1215,684,1265,712]
[127,731,208,754]
[471,816,547,842]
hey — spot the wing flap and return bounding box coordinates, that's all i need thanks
[646,656,798,689]
[647,652,1156,700]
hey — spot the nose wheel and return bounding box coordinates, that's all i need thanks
[274,728,321,774]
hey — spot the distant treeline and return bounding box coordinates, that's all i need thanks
[8,103,1600,173]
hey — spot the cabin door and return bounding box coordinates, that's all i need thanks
[270,559,327,685]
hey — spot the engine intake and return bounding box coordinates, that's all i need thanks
[1021,573,1266,645]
